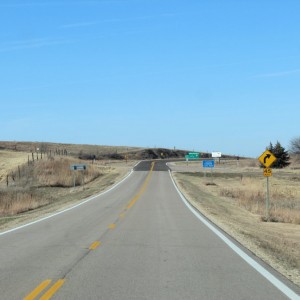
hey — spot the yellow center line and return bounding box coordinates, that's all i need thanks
[126,162,155,210]
[89,241,101,250]
[24,163,155,300]
[39,279,65,300]
[23,280,52,300]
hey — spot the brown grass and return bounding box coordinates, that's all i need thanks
[0,147,134,222]
[218,175,300,224]
[172,159,300,287]
[34,158,102,187]
[0,150,30,182]
[0,156,104,216]
[171,158,300,224]
[0,189,51,216]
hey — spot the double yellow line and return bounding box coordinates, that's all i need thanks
[24,279,65,300]
[23,162,155,300]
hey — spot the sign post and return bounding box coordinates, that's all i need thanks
[266,176,270,218]
[258,150,277,219]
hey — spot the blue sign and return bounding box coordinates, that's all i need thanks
[203,160,215,168]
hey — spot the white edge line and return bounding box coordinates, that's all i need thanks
[169,170,300,300]
[0,169,134,236]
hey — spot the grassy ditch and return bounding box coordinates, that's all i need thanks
[0,156,132,228]
[0,157,102,216]
[173,171,300,287]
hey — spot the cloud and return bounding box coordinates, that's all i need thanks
[253,69,300,78]
[0,37,74,52]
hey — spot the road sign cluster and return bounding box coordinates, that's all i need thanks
[258,150,277,177]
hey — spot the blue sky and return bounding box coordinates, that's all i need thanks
[0,0,299,157]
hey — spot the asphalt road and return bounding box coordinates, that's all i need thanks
[0,160,299,299]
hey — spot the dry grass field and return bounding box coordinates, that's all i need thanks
[0,149,134,229]
[172,158,300,287]
[0,150,30,182]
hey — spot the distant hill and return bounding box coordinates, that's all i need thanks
[0,141,189,160]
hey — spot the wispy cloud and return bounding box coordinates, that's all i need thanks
[0,37,74,52]
[253,68,300,78]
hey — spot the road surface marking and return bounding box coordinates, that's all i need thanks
[108,223,116,229]
[127,162,155,210]
[39,279,65,300]
[89,241,101,250]
[169,170,300,300]
[23,279,51,300]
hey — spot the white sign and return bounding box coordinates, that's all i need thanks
[212,152,222,158]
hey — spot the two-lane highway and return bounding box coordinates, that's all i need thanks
[0,160,299,299]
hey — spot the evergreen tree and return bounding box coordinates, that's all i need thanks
[267,142,273,152]
[267,141,290,168]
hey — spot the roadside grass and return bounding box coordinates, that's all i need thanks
[173,165,300,287]
[34,158,102,187]
[218,175,300,224]
[177,158,300,225]
[0,155,132,219]
[0,188,51,216]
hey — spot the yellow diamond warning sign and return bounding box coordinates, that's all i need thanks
[258,150,277,168]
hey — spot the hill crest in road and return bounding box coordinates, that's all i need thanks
[134,160,171,172]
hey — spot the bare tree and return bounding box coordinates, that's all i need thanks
[289,137,300,154]
[39,143,49,153]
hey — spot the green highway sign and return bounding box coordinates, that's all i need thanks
[185,152,200,160]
